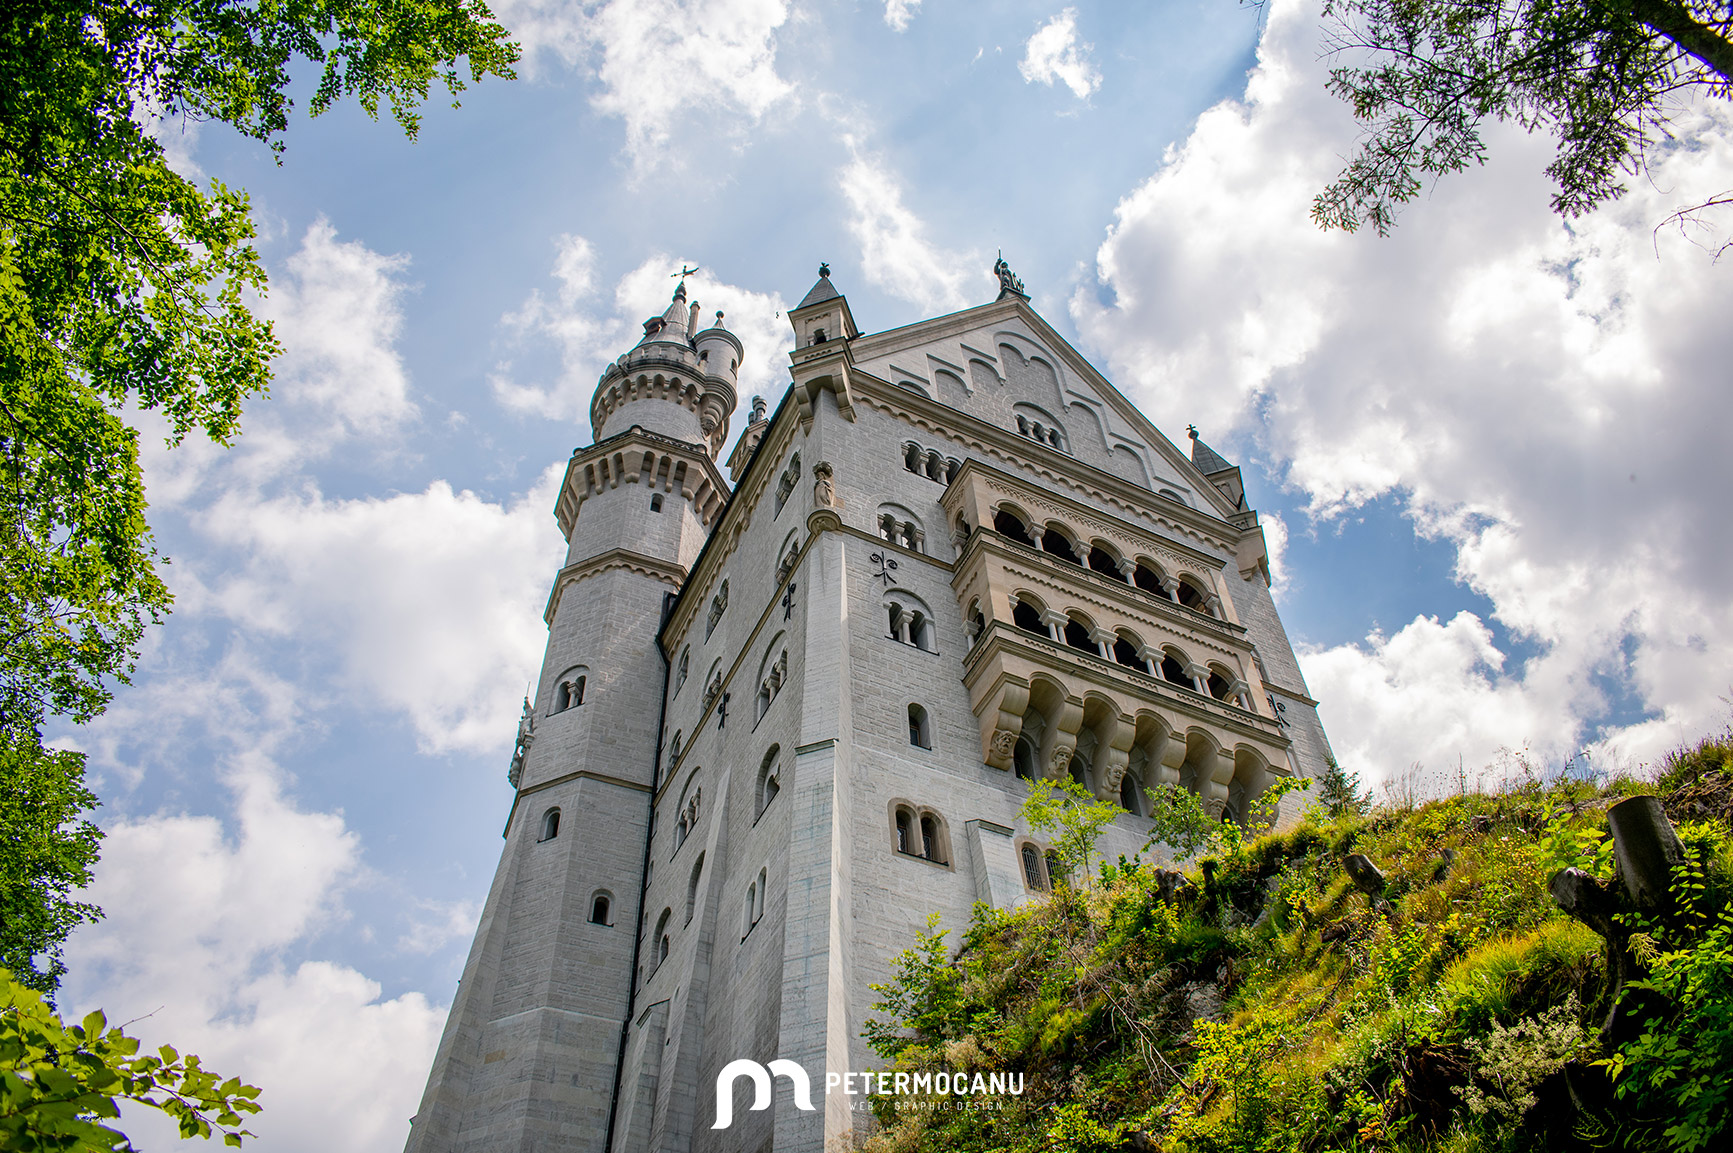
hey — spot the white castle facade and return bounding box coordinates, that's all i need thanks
[405,265,1334,1153]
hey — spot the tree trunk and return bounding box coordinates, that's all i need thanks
[1607,794,1685,913]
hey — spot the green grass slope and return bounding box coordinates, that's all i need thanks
[862,734,1733,1153]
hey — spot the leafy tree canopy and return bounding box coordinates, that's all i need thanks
[0,743,100,994]
[1,968,262,1149]
[0,0,518,741]
[0,0,515,992]
[1313,0,1733,235]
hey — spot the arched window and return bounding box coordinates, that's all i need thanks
[685,852,705,925]
[1161,651,1193,688]
[553,667,588,713]
[1013,403,1068,452]
[653,908,671,970]
[876,505,924,553]
[1119,772,1143,815]
[589,891,613,925]
[908,704,931,749]
[1063,616,1098,654]
[945,458,960,484]
[776,530,800,585]
[1088,545,1128,582]
[1208,669,1234,701]
[756,640,788,719]
[1041,527,1082,566]
[885,591,937,652]
[993,508,1036,547]
[892,802,950,864]
[706,580,729,639]
[1113,634,1148,671]
[669,730,683,762]
[539,808,560,842]
[753,866,767,926]
[903,443,922,473]
[650,493,664,512]
[673,647,689,695]
[1012,598,1049,638]
[1177,579,1210,614]
[757,746,781,818]
[775,453,801,515]
[743,880,757,935]
[1134,562,1172,599]
[674,774,701,851]
[1068,755,1089,792]
[1021,843,1049,891]
[1014,735,1037,781]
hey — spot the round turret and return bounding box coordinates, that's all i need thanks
[590,283,739,454]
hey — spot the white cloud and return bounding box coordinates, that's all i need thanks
[493,237,791,432]
[259,218,418,438]
[491,0,792,170]
[197,468,565,755]
[1074,0,1733,785]
[65,763,446,1153]
[884,0,921,32]
[840,144,982,313]
[1019,8,1101,99]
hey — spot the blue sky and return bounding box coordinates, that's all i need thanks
[51,1,1733,1148]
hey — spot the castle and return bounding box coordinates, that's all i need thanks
[405,263,1333,1152]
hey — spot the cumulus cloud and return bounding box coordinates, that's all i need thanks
[1075,0,1733,783]
[491,0,792,169]
[259,218,418,438]
[492,237,790,430]
[1019,8,1101,99]
[840,144,983,313]
[883,0,921,32]
[197,468,564,755]
[61,651,449,1153]
[66,763,446,1153]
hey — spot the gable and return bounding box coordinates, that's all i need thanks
[849,299,1234,518]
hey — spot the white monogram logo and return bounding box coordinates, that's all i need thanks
[711,1059,815,1129]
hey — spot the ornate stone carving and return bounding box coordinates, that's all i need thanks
[813,461,835,508]
[989,729,1017,761]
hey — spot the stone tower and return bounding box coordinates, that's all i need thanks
[407,265,1333,1153]
[405,280,739,1151]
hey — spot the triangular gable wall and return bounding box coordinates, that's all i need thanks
[844,297,1240,520]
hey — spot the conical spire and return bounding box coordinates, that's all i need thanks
[797,262,840,309]
[1187,425,1234,474]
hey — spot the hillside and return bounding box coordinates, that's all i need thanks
[861,734,1733,1153]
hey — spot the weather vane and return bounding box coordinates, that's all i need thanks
[673,264,700,279]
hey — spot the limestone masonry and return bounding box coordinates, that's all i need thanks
[405,266,1334,1153]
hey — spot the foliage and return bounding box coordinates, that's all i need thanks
[1142,782,1224,861]
[0,740,101,994]
[0,967,261,1148]
[1600,841,1733,1151]
[1021,775,1125,880]
[861,733,1733,1153]
[1312,0,1733,236]
[1454,996,1589,1131]
[1537,812,1614,882]
[0,0,515,995]
[1314,754,1371,818]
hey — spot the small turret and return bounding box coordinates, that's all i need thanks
[788,263,858,350]
[694,310,743,455]
[591,282,740,457]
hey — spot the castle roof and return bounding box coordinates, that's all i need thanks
[1187,427,1234,475]
[796,270,840,310]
